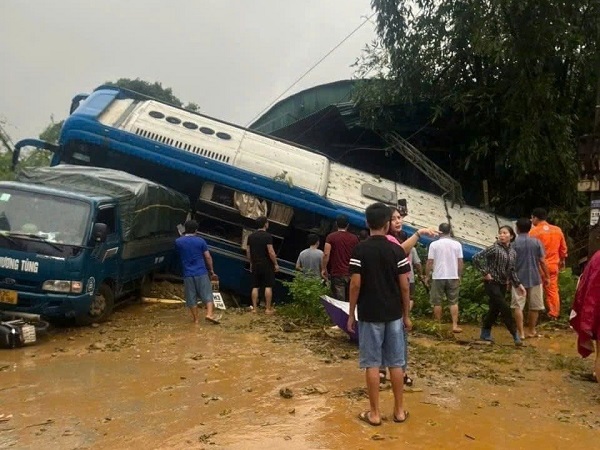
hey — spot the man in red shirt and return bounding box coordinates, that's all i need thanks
[321,215,359,302]
[530,208,568,319]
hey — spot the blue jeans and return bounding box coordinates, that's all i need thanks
[359,319,405,369]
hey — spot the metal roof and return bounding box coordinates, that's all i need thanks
[250,80,357,134]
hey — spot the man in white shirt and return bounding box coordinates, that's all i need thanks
[425,223,464,333]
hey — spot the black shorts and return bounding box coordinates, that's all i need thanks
[252,264,275,289]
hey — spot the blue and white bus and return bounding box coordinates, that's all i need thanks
[14,85,510,299]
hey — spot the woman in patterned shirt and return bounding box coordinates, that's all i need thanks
[472,226,527,346]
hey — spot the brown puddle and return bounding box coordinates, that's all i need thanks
[1,295,599,449]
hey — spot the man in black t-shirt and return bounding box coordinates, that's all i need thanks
[246,216,279,314]
[347,202,412,427]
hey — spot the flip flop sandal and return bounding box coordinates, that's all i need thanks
[404,374,414,387]
[379,369,387,383]
[393,411,410,423]
[358,411,381,426]
[205,316,221,325]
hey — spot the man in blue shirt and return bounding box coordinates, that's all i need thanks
[512,218,549,339]
[175,220,219,324]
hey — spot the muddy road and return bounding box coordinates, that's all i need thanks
[1,283,599,449]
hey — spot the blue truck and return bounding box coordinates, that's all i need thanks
[0,164,189,324]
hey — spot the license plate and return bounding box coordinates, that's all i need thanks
[0,289,18,305]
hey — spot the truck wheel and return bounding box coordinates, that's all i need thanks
[76,283,114,326]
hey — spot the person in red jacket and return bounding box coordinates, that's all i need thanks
[570,250,600,382]
[530,208,568,319]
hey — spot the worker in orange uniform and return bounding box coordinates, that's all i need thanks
[529,208,568,319]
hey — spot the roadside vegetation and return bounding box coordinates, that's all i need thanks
[0,78,198,182]
[278,253,579,330]
[279,273,330,326]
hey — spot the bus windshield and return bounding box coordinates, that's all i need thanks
[0,188,91,246]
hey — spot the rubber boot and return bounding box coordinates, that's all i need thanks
[513,333,523,347]
[480,328,493,342]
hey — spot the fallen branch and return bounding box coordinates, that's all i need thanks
[25,419,54,428]
[142,297,183,304]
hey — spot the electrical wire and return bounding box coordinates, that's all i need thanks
[246,12,377,126]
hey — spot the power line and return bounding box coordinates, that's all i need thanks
[246,12,377,126]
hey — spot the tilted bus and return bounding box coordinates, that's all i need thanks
[13,85,512,299]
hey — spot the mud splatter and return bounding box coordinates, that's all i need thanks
[1,283,599,449]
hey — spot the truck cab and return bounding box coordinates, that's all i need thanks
[0,167,189,324]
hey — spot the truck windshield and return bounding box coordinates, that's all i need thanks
[0,188,90,246]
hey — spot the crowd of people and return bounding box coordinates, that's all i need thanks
[173,202,599,428]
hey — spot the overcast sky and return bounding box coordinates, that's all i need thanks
[0,0,376,143]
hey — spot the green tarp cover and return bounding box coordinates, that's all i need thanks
[18,164,190,241]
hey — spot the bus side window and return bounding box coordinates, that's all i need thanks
[212,185,235,208]
[96,206,116,235]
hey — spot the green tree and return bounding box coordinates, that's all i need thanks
[41,78,200,141]
[106,78,186,107]
[184,102,200,113]
[356,0,600,216]
[39,117,64,144]
[4,77,198,180]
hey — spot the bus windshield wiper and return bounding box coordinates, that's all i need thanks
[8,232,63,252]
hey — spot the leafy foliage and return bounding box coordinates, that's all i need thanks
[0,122,53,181]
[106,78,185,107]
[412,262,489,323]
[277,262,578,327]
[5,78,201,177]
[0,150,51,181]
[105,78,200,112]
[357,0,600,216]
[280,273,330,325]
[411,262,578,324]
[39,118,64,144]
[457,264,489,323]
[558,268,578,320]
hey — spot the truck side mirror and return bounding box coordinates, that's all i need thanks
[92,223,108,244]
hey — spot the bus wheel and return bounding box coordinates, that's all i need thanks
[76,283,115,326]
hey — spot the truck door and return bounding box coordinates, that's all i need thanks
[93,205,121,288]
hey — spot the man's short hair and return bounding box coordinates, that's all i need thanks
[184,219,198,234]
[531,208,547,221]
[439,223,451,234]
[255,216,268,229]
[307,233,319,246]
[365,202,391,230]
[335,214,349,229]
[516,217,532,233]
